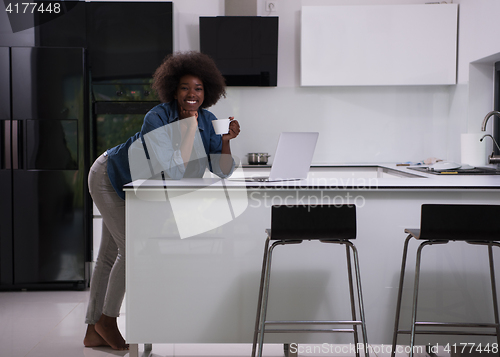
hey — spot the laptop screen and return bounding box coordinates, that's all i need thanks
[268,132,319,181]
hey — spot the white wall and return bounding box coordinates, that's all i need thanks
[6,0,498,164]
[450,0,500,157]
[173,0,466,165]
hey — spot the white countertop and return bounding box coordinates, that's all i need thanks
[123,163,500,191]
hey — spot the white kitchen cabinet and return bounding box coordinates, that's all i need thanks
[301,4,458,86]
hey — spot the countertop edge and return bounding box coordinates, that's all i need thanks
[124,163,500,191]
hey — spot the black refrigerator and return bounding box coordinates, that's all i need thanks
[0,0,172,290]
[0,46,89,290]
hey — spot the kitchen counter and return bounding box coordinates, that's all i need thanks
[125,163,500,191]
[124,164,500,355]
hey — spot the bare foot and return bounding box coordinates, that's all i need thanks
[94,314,129,350]
[83,324,109,347]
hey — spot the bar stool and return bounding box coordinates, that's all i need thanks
[391,204,500,357]
[252,204,369,357]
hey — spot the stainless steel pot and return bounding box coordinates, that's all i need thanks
[247,153,271,165]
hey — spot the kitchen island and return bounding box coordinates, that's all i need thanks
[124,164,500,355]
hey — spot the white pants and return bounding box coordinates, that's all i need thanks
[85,153,125,324]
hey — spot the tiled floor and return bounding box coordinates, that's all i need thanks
[0,290,422,357]
[0,290,295,357]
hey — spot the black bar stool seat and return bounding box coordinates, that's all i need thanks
[391,204,500,357]
[252,204,369,357]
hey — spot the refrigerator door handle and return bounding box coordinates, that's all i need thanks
[2,120,11,170]
[12,120,21,170]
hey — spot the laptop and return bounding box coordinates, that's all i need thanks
[233,132,319,182]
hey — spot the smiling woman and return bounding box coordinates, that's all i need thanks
[83,51,241,351]
[152,51,226,108]
[175,74,205,118]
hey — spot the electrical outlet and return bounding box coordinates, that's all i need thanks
[265,1,277,12]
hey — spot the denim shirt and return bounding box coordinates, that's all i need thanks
[105,101,235,200]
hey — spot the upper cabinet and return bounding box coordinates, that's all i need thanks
[200,16,279,87]
[301,4,458,86]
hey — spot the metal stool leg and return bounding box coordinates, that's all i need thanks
[345,243,360,357]
[409,240,447,357]
[409,242,426,357]
[487,243,500,347]
[252,236,271,357]
[257,241,277,357]
[391,234,413,357]
[257,241,302,357]
[347,241,369,357]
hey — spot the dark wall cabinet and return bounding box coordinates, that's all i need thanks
[200,16,279,86]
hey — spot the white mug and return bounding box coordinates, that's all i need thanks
[212,119,230,135]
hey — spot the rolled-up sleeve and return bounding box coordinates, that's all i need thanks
[141,111,186,180]
[209,153,235,178]
[207,123,235,178]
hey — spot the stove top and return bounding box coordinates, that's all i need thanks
[408,166,500,175]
